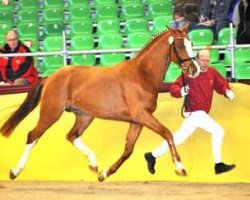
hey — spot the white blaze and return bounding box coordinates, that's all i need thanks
[184,38,201,77]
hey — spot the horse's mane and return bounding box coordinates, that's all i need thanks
[136,29,171,57]
[136,28,186,57]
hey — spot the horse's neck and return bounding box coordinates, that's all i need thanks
[136,38,171,87]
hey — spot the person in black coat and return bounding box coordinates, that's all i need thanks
[236,0,250,44]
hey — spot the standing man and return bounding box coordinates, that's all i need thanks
[144,49,236,175]
[0,30,38,86]
[235,0,250,44]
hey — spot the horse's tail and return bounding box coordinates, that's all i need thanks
[0,78,47,137]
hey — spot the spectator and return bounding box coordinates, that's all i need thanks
[228,0,240,22]
[144,49,236,175]
[175,0,202,6]
[183,3,200,23]
[234,0,250,44]
[171,8,189,29]
[0,30,38,86]
[173,3,210,32]
[171,5,197,31]
[199,0,236,39]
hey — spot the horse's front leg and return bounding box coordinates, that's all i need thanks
[139,111,187,176]
[98,123,142,182]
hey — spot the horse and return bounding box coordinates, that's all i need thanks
[0,26,200,182]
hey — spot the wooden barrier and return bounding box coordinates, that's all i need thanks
[0,83,249,182]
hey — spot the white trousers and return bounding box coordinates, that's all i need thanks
[152,110,224,163]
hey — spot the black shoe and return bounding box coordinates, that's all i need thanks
[215,162,236,174]
[144,152,156,174]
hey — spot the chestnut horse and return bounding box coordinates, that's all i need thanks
[0,27,200,181]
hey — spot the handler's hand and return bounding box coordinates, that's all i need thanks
[181,85,190,97]
[226,89,235,100]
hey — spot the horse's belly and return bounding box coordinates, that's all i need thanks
[73,94,131,120]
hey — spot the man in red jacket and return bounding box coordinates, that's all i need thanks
[144,49,236,175]
[0,30,38,86]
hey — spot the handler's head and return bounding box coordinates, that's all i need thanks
[5,30,19,51]
[197,49,210,72]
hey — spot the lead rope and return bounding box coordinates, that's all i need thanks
[181,71,191,118]
[170,40,193,118]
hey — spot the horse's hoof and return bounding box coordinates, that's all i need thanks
[89,165,98,173]
[175,168,187,176]
[9,169,17,180]
[98,172,105,182]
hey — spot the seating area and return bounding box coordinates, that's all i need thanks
[0,0,250,81]
[0,0,174,75]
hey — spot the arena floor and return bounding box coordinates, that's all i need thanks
[1,181,250,200]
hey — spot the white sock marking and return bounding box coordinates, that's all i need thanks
[73,138,97,167]
[12,140,37,176]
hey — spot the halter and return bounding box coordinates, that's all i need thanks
[170,37,196,71]
[169,36,195,118]
[180,71,191,118]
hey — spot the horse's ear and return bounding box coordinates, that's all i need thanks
[167,26,174,34]
[180,23,190,33]
[166,25,171,32]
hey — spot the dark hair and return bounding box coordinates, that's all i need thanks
[174,4,184,16]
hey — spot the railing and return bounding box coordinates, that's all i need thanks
[192,24,250,80]
[0,31,141,66]
[1,23,250,81]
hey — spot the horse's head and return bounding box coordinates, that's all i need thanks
[167,25,200,78]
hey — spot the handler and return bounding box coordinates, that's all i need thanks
[144,49,236,175]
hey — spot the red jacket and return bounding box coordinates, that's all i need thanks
[170,67,231,113]
[0,41,38,84]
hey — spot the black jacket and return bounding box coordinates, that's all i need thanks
[237,0,250,44]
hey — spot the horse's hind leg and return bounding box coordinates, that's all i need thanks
[98,122,142,182]
[138,111,186,176]
[66,112,97,173]
[9,137,37,180]
[10,101,64,180]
